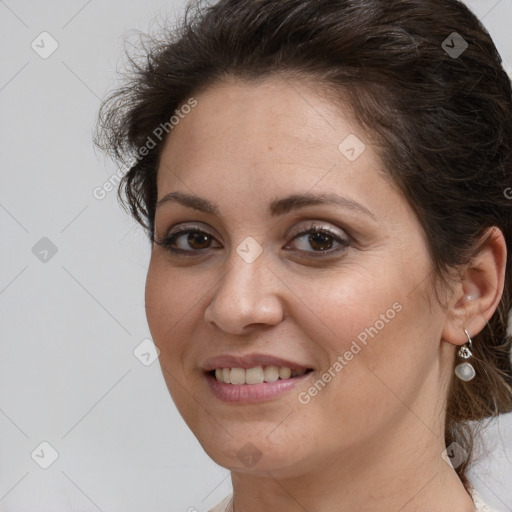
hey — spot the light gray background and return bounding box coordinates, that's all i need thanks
[1,0,511,511]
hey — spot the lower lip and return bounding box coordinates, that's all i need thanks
[205,371,313,403]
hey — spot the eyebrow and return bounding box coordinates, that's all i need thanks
[155,191,376,220]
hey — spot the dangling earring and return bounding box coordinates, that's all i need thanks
[454,328,476,381]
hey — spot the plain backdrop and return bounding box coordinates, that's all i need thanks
[1,0,512,510]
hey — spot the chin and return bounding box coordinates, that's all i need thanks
[195,427,312,477]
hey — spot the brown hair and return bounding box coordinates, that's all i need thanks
[94,0,512,488]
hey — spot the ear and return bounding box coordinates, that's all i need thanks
[442,226,507,346]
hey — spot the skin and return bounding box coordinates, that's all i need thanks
[145,75,506,511]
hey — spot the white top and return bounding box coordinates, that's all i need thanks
[469,485,498,512]
[208,486,497,512]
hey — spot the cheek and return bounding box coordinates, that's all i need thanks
[302,269,437,415]
[144,259,204,418]
[145,263,168,343]
[289,264,396,356]
[144,258,199,358]
[293,259,430,396]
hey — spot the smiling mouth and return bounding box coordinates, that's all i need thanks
[209,365,314,385]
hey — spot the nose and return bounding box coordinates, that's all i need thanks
[203,250,285,335]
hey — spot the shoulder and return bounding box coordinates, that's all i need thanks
[468,485,498,512]
[208,494,233,512]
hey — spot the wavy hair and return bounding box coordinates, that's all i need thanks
[94,0,512,488]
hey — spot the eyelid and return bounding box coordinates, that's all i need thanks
[166,222,216,237]
[283,222,351,257]
[286,220,349,241]
[167,223,222,250]
[157,219,353,259]
[163,219,348,244]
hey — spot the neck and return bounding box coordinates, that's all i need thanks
[229,413,475,512]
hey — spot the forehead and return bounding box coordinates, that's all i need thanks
[154,76,424,250]
[157,75,379,188]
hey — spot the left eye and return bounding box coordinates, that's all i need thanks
[155,224,350,257]
[285,226,350,256]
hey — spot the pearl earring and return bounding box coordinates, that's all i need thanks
[454,328,476,381]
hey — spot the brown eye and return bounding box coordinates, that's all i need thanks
[155,227,221,255]
[182,231,212,250]
[285,225,350,257]
[306,231,335,251]
[155,222,350,259]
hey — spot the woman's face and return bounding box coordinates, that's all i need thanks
[145,76,452,477]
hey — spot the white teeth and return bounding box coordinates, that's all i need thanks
[230,368,246,385]
[279,367,292,379]
[263,366,279,382]
[213,365,308,384]
[245,366,264,384]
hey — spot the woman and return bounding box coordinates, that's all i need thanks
[95,0,512,510]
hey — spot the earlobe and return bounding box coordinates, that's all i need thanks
[442,226,507,347]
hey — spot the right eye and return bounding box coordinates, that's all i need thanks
[155,226,222,256]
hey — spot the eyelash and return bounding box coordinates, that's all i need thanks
[154,222,351,259]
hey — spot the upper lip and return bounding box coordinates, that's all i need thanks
[202,353,313,372]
